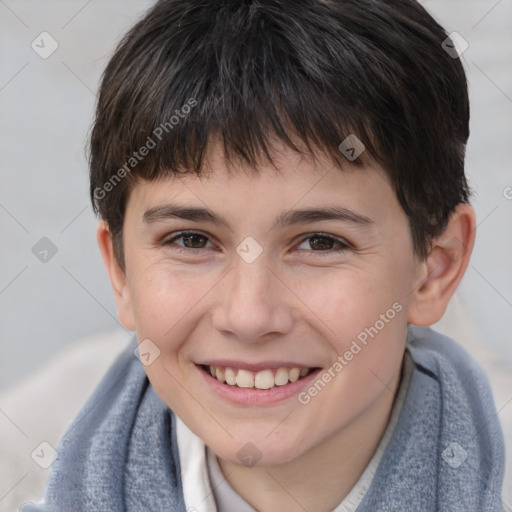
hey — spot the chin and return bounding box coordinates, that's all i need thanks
[210,432,309,468]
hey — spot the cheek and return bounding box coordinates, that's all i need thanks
[285,261,412,376]
[287,268,400,336]
[129,262,212,339]
[127,265,210,411]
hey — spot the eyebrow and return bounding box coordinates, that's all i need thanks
[142,204,375,231]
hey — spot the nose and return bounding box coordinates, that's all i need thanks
[211,257,294,343]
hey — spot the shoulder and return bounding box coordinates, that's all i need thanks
[405,324,504,454]
[406,324,491,386]
[0,330,134,512]
[19,503,47,512]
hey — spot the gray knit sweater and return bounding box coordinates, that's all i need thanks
[22,325,505,511]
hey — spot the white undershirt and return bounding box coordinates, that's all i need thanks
[177,350,413,512]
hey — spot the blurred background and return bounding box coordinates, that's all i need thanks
[0,0,511,510]
[0,0,155,390]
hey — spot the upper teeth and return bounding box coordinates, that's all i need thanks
[209,365,310,389]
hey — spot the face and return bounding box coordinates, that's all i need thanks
[116,144,424,466]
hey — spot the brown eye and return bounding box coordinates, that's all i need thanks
[296,233,350,253]
[309,235,335,251]
[164,231,213,250]
[180,233,208,248]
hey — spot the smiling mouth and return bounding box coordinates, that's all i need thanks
[199,364,318,390]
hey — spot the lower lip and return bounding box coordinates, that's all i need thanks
[197,365,322,406]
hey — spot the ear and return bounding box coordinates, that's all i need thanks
[96,221,136,331]
[407,203,476,326]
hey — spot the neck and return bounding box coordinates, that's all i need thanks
[217,365,403,512]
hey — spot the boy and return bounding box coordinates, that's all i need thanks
[23,0,505,510]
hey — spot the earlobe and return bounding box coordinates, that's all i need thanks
[407,203,476,326]
[96,221,136,331]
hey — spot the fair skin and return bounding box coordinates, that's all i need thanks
[97,143,475,512]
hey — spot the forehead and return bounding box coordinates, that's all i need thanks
[126,143,401,229]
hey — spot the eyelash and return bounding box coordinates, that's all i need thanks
[161,230,351,255]
[297,233,351,253]
[162,231,214,254]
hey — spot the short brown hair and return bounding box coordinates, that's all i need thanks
[89,0,472,270]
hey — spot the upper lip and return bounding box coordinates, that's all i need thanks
[197,360,318,371]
